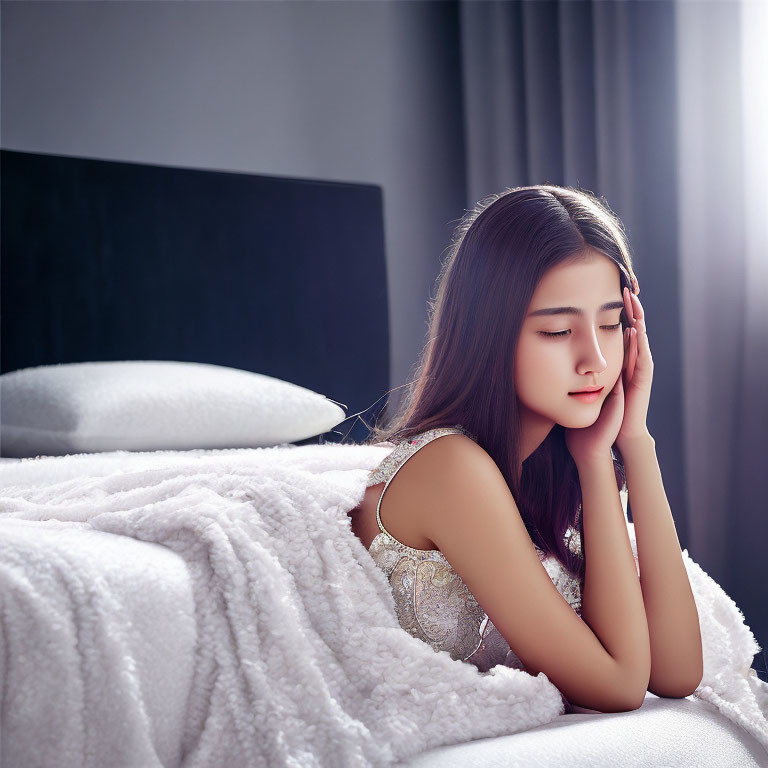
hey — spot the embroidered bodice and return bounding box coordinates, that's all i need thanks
[365,425,584,676]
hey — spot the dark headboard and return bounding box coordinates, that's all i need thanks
[0,150,390,445]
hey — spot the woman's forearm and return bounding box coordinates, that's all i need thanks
[620,432,703,696]
[578,454,651,695]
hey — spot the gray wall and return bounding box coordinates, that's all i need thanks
[1,0,467,419]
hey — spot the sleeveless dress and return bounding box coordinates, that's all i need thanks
[365,425,584,681]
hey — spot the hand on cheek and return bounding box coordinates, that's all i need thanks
[617,285,653,446]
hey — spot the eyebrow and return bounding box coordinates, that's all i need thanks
[527,300,625,318]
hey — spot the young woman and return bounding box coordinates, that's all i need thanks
[349,184,703,714]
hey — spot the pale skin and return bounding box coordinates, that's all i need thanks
[517,249,703,696]
[350,248,703,703]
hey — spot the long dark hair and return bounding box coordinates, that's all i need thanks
[364,184,636,582]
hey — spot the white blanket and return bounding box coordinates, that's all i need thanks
[0,443,766,767]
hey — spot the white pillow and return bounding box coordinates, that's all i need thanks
[0,360,347,457]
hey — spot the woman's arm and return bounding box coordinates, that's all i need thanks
[578,452,651,701]
[615,287,703,697]
[621,431,703,697]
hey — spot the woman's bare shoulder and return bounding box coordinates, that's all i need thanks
[391,432,500,513]
[421,431,496,470]
[402,431,489,474]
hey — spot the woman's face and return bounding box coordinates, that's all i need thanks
[514,250,626,430]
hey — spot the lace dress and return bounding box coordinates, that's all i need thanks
[365,425,584,680]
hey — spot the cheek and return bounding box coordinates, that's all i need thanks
[514,340,562,391]
[612,331,626,363]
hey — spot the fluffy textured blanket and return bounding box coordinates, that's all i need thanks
[0,442,766,767]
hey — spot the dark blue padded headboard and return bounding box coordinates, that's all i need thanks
[0,150,389,445]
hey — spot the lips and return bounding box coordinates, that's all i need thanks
[569,386,604,394]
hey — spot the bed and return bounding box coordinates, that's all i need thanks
[1,150,766,767]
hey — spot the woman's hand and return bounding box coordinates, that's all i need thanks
[617,286,654,449]
[565,367,625,470]
[564,284,653,468]
[565,368,627,468]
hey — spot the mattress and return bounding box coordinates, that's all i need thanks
[405,691,768,767]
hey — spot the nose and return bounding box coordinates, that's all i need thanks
[575,328,609,378]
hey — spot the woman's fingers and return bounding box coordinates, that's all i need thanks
[621,328,629,371]
[630,292,650,363]
[630,327,638,377]
[635,318,652,367]
[623,327,630,371]
[622,284,655,383]
[622,288,648,380]
[624,326,635,384]
[624,286,636,324]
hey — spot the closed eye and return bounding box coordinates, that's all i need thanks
[539,322,623,338]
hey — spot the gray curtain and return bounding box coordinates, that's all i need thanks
[457,0,767,666]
